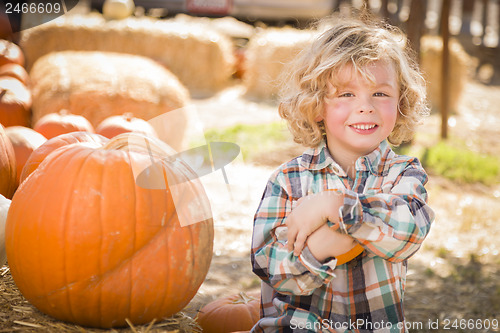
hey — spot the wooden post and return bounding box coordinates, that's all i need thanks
[406,0,427,64]
[440,0,451,139]
[381,0,390,18]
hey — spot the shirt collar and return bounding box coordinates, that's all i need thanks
[299,139,393,177]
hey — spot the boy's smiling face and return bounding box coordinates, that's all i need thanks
[318,60,399,162]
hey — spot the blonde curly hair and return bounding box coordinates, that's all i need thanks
[278,15,429,147]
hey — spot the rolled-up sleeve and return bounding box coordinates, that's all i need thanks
[339,161,435,262]
[251,172,337,296]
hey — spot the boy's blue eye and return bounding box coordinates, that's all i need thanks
[339,92,354,97]
[374,92,388,97]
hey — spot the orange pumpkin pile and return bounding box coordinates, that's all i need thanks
[0,37,219,329]
[5,133,214,328]
[0,39,31,127]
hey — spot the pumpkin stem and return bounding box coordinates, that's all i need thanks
[233,292,257,305]
[122,112,134,122]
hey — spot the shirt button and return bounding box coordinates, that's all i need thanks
[331,164,342,175]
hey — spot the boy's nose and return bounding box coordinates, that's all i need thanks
[358,101,374,113]
[357,96,375,113]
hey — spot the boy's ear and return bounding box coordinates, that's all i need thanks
[315,114,323,122]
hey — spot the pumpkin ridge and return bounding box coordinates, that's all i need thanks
[17,145,94,322]
[64,147,96,324]
[127,151,136,324]
[156,199,173,316]
[98,149,107,328]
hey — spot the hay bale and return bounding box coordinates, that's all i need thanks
[243,27,317,100]
[20,13,236,95]
[420,36,474,114]
[30,51,189,151]
[172,14,255,40]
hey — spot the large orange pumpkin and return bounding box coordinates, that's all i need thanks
[196,292,260,333]
[0,123,16,198]
[20,131,108,183]
[6,133,214,328]
[96,113,158,139]
[0,77,32,127]
[4,126,46,188]
[33,109,94,139]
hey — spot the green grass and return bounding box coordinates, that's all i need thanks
[195,124,500,185]
[420,141,499,185]
[195,121,291,161]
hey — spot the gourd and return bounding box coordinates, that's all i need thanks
[196,292,260,333]
[6,133,214,328]
[0,194,10,266]
[20,131,108,183]
[0,123,16,198]
[96,113,158,139]
[33,109,94,139]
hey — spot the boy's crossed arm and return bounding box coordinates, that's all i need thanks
[286,190,356,260]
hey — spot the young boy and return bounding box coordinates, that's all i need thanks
[251,15,435,332]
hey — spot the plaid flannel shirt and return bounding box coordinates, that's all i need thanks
[251,140,434,333]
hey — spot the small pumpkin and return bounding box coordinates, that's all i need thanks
[196,291,260,333]
[20,131,108,183]
[33,109,94,139]
[0,63,30,85]
[0,123,16,198]
[96,113,157,139]
[0,194,10,266]
[0,39,24,67]
[0,77,32,127]
[4,126,46,187]
[6,133,214,328]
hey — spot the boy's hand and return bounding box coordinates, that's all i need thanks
[307,224,357,262]
[286,190,344,256]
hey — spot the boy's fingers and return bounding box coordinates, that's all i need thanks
[287,228,296,252]
[293,233,307,256]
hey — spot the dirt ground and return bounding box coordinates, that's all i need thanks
[1,78,499,332]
